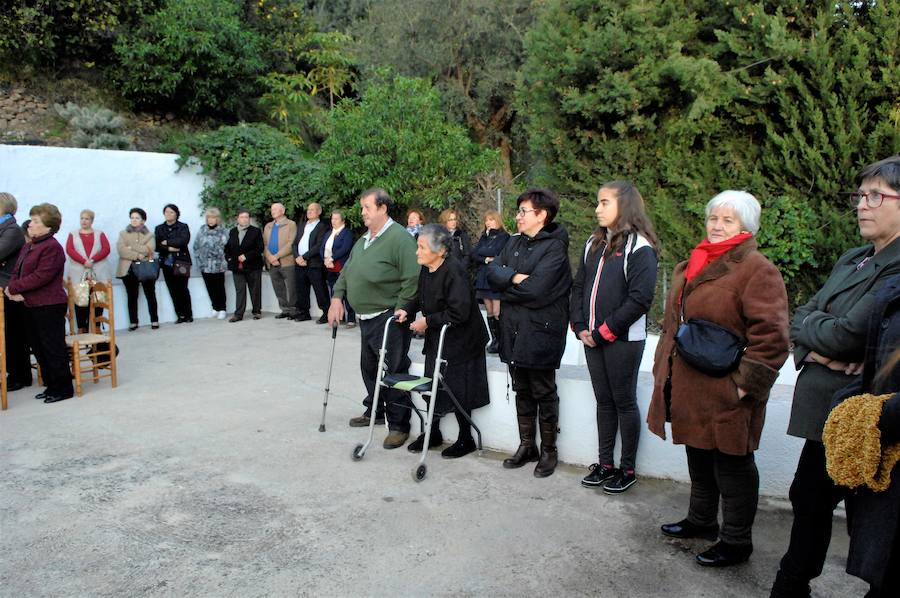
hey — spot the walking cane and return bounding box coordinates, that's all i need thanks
[319,322,339,432]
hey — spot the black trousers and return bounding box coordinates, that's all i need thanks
[509,366,559,427]
[4,297,32,384]
[774,440,845,590]
[26,303,73,397]
[585,340,644,470]
[326,271,356,322]
[685,446,759,546]
[428,409,473,440]
[294,264,329,315]
[161,264,192,318]
[121,272,159,324]
[201,272,226,311]
[359,310,412,432]
[232,269,262,317]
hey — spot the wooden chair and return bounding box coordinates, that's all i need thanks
[1,289,7,411]
[66,280,118,396]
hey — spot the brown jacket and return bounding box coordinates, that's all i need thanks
[263,218,297,268]
[116,228,155,278]
[647,238,790,455]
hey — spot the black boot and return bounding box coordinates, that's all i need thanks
[503,416,539,468]
[487,316,500,354]
[534,420,558,477]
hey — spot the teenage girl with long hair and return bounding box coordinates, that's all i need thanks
[570,181,659,494]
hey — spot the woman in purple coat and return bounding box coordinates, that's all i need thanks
[5,203,74,403]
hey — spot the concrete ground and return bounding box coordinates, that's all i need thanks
[1,316,868,597]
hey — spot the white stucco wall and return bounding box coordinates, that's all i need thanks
[0,144,302,325]
[2,144,805,498]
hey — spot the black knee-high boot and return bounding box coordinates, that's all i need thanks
[534,401,559,477]
[487,316,500,354]
[503,415,539,468]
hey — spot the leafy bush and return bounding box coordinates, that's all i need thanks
[178,123,320,223]
[315,74,498,212]
[0,1,161,68]
[54,101,132,150]
[112,0,266,117]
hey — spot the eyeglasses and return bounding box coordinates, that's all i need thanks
[848,191,900,209]
[516,208,537,217]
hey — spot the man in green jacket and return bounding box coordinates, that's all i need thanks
[329,188,419,449]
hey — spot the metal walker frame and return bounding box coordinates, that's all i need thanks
[351,316,483,482]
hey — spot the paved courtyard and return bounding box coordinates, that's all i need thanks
[0,316,867,597]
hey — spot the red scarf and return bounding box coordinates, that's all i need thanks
[684,232,753,281]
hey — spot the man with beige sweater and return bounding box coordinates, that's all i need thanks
[263,203,298,319]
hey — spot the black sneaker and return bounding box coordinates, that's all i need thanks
[581,463,619,487]
[603,469,637,494]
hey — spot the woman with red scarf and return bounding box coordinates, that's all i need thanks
[646,190,790,568]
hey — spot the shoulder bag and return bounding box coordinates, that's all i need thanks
[674,290,746,377]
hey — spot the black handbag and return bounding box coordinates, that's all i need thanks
[172,259,191,277]
[674,290,746,377]
[130,259,160,282]
[675,318,746,377]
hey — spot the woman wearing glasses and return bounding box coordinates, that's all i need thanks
[439,208,471,264]
[771,155,900,597]
[487,189,572,478]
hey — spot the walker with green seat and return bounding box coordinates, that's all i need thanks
[351,315,483,482]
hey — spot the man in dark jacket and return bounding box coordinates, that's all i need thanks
[225,208,264,322]
[292,203,330,323]
[487,188,572,477]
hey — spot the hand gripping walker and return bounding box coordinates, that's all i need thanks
[351,316,483,482]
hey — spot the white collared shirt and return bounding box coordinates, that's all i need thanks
[362,218,395,250]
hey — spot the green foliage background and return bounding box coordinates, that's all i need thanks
[2,0,898,306]
[518,0,900,303]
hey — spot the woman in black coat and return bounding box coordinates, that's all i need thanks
[471,209,510,353]
[396,224,490,459]
[487,188,572,477]
[155,203,193,323]
[439,208,471,264]
[224,208,264,321]
[0,192,31,392]
[827,274,900,597]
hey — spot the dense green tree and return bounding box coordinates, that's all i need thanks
[112,0,266,117]
[519,0,899,302]
[315,74,498,212]
[352,0,534,182]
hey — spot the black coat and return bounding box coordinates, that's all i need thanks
[402,255,490,412]
[0,216,25,287]
[154,221,192,263]
[832,274,900,590]
[570,232,658,342]
[487,222,572,369]
[403,255,489,365]
[449,229,471,264]
[225,225,264,272]
[292,219,328,268]
[471,228,510,293]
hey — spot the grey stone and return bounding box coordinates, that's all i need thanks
[0,317,868,597]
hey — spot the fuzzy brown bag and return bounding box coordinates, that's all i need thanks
[824,393,900,492]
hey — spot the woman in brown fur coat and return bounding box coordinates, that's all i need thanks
[647,190,790,568]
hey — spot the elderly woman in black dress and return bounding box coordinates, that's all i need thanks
[395,224,490,458]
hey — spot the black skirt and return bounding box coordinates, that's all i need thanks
[424,353,490,414]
